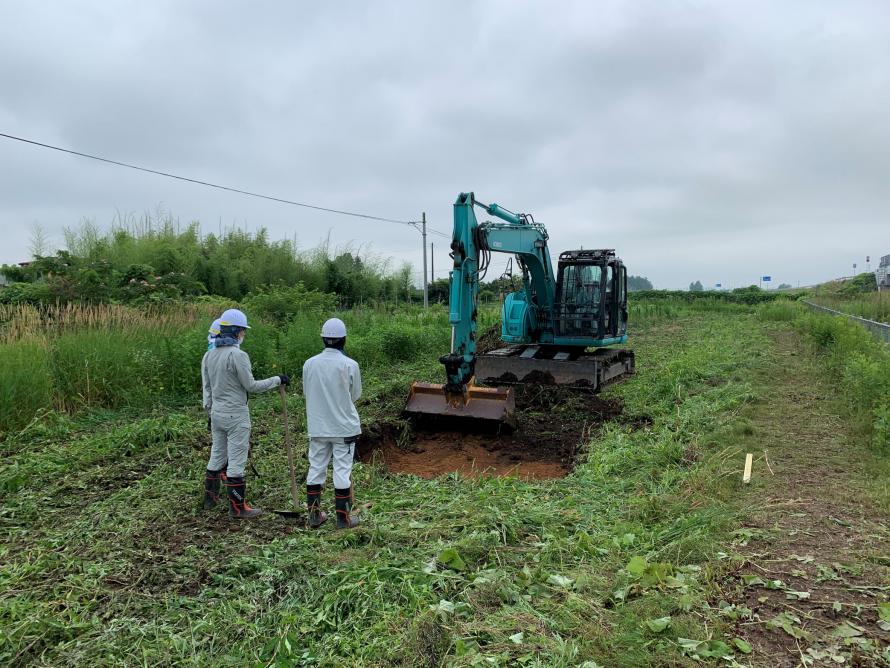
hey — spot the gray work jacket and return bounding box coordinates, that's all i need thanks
[202,346,280,417]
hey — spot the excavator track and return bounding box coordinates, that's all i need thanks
[475,345,635,391]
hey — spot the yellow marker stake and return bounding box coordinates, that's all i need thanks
[742,453,753,484]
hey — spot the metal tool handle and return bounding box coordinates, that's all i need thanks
[279,384,300,510]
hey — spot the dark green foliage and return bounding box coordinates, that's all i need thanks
[840,272,877,295]
[1,216,422,306]
[688,280,704,292]
[627,275,653,291]
[242,283,337,327]
[428,277,450,303]
[632,286,794,306]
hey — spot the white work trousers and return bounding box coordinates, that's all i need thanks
[208,413,251,478]
[306,438,354,489]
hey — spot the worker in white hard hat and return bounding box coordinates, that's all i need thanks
[302,317,362,529]
[207,318,222,350]
[201,308,290,518]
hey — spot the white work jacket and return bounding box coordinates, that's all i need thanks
[302,348,362,438]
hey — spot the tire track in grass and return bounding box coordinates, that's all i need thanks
[714,328,890,667]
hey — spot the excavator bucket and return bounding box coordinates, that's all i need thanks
[404,381,517,431]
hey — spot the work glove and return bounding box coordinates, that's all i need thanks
[278,374,291,386]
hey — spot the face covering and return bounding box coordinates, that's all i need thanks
[214,334,241,348]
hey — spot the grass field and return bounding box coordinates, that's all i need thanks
[1,300,887,666]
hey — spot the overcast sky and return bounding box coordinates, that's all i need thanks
[1,1,888,289]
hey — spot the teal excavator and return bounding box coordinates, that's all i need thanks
[405,192,635,429]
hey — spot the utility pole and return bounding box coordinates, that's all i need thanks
[431,243,434,283]
[422,212,428,308]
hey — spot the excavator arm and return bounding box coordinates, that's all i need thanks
[439,192,556,393]
[405,192,555,429]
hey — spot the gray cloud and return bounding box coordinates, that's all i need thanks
[1,0,888,288]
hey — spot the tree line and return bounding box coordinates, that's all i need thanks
[1,215,659,306]
[1,216,417,306]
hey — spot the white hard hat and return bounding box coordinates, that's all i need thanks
[219,308,251,329]
[321,318,347,338]
[208,318,222,335]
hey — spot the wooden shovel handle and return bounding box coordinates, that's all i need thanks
[280,384,300,509]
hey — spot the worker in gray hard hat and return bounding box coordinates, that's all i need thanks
[302,317,362,529]
[201,308,289,519]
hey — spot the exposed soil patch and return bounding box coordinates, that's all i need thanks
[359,385,623,480]
[362,431,569,480]
[475,323,504,354]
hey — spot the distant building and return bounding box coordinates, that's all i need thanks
[878,254,890,290]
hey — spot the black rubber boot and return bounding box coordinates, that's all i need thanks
[335,487,359,529]
[306,484,328,528]
[203,466,227,510]
[225,476,263,519]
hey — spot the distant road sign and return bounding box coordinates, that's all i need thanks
[715,283,722,288]
[762,276,771,282]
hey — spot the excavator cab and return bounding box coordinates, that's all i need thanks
[554,250,628,344]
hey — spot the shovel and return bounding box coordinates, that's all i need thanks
[272,384,305,521]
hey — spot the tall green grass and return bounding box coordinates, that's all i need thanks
[0,304,477,436]
[758,301,890,451]
[809,291,890,324]
[0,341,53,433]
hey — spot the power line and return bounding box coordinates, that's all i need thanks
[0,131,420,227]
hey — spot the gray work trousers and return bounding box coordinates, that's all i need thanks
[208,412,251,478]
[306,438,355,489]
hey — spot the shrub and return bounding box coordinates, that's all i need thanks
[379,327,419,362]
[242,283,337,327]
[279,313,326,376]
[840,272,877,295]
[0,281,54,305]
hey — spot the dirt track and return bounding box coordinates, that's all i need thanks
[717,330,890,666]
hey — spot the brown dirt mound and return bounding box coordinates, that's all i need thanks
[359,386,622,480]
[475,323,503,354]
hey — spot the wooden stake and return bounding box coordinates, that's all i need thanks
[743,453,753,484]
